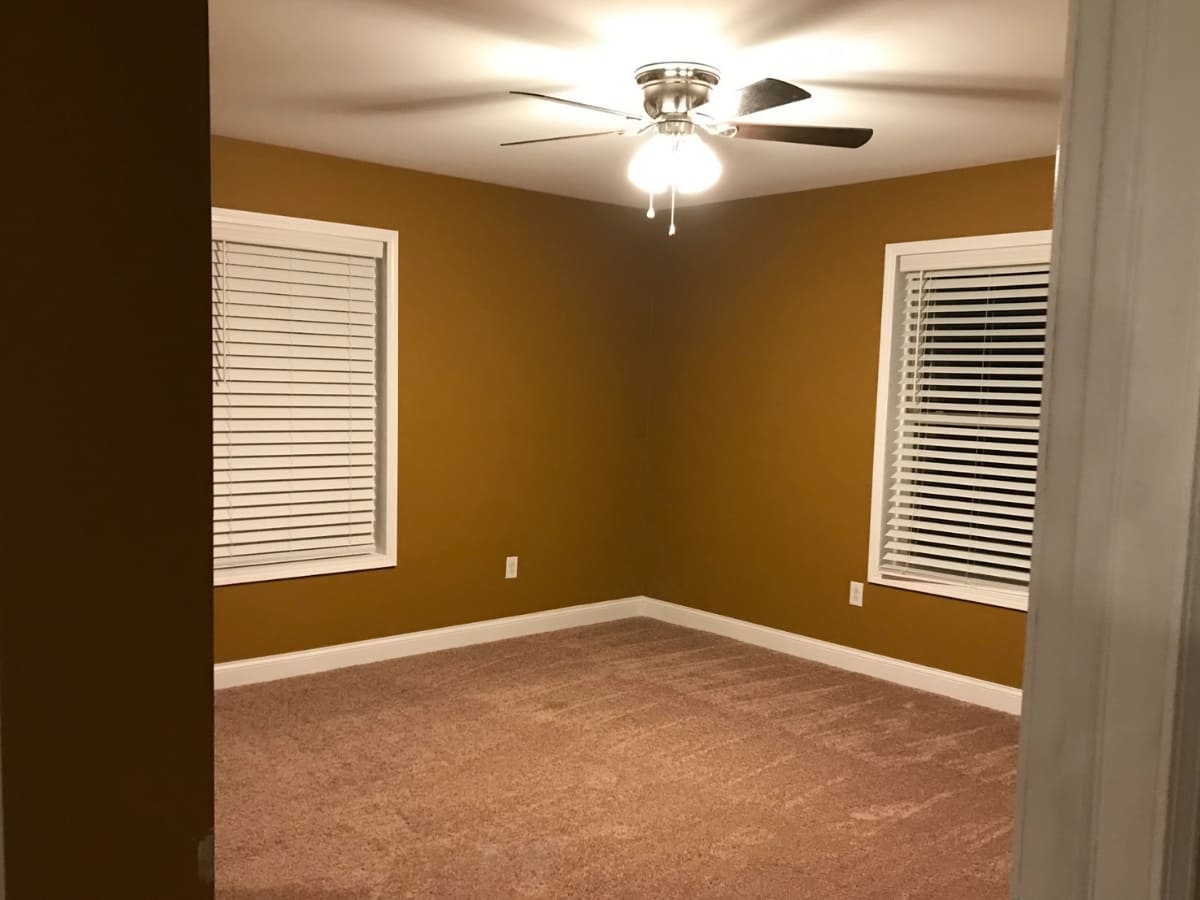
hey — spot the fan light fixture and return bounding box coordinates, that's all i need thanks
[627,131,721,234]
[503,62,874,237]
[627,132,722,194]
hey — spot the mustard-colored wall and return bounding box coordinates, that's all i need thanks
[213,139,1053,687]
[211,137,654,662]
[647,157,1056,687]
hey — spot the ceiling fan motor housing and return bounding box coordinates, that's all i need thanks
[634,63,720,119]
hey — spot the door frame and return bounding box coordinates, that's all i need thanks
[1012,0,1200,895]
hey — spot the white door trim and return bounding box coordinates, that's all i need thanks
[1011,0,1200,895]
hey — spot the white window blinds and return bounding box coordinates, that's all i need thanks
[212,228,384,574]
[870,233,1051,608]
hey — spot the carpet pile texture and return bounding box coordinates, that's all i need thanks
[216,618,1018,898]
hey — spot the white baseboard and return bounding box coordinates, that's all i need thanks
[642,598,1023,715]
[213,596,644,689]
[214,595,1023,714]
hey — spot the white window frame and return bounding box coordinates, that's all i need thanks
[211,208,399,586]
[867,229,1052,611]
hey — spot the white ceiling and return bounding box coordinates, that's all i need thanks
[209,0,1067,208]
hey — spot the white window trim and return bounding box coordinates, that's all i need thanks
[211,208,399,587]
[867,229,1052,611]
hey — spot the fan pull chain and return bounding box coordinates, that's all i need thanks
[646,192,656,219]
[668,182,677,236]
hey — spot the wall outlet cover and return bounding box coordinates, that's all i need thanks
[849,581,864,607]
[505,556,518,579]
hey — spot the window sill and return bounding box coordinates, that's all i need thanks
[213,552,395,587]
[868,572,1029,611]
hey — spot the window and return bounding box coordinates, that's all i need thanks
[211,209,397,586]
[868,230,1052,610]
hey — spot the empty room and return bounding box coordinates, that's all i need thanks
[10,0,1200,898]
[114,0,1190,897]
[207,1,1058,897]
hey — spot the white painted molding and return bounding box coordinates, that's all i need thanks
[214,596,1021,714]
[210,207,399,589]
[1012,0,1200,894]
[641,599,1022,714]
[867,230,1050,614]
[213,597,646,689]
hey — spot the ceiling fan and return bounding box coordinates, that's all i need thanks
[503,63,874,234]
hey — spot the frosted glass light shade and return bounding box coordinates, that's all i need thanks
[627,133,722,195]
[627,134,673,194]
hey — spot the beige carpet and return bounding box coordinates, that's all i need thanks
[216,618,1018,899]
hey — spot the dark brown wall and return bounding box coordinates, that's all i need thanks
[211,138,654,662]
[647,158,1056,687]
[4,2,213,897]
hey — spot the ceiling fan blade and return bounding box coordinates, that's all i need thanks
[500,130,626,147]
[510,91,642,122]
[695,78,811,120]
[730,123,874,148]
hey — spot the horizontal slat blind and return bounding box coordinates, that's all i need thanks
[881,261,1049,593]
[213,238,381,569]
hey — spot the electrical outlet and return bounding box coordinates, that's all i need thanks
[505,556,518,579]
[849,581,864,607]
